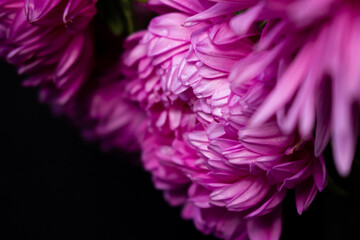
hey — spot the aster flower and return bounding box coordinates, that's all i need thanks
[0,0,97,104]
[225,0,360,176]
[122,3,328,238]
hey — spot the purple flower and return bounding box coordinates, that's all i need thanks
[0,0,97,104]
[123,4,328,238]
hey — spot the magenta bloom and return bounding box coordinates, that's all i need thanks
[0,0,97,104]
[123,2,328,238]
[225,0,360,176]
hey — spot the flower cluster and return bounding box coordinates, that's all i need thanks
[2,0,359,239]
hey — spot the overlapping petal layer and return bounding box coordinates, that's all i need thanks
[224,0,360,176]
[0,0,97,104]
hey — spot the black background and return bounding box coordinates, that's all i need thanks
[1,60,360,240]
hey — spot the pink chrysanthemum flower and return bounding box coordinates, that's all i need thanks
[0,0,97,104]
[220,0,360,176]
[123,2,328,238]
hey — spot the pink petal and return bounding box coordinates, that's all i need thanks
[247,206,282,240]
[25,0,62,24]
[332,76,357,176]
[295,179,318,215]
[250,40,315,126]
[312,155,327,192]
